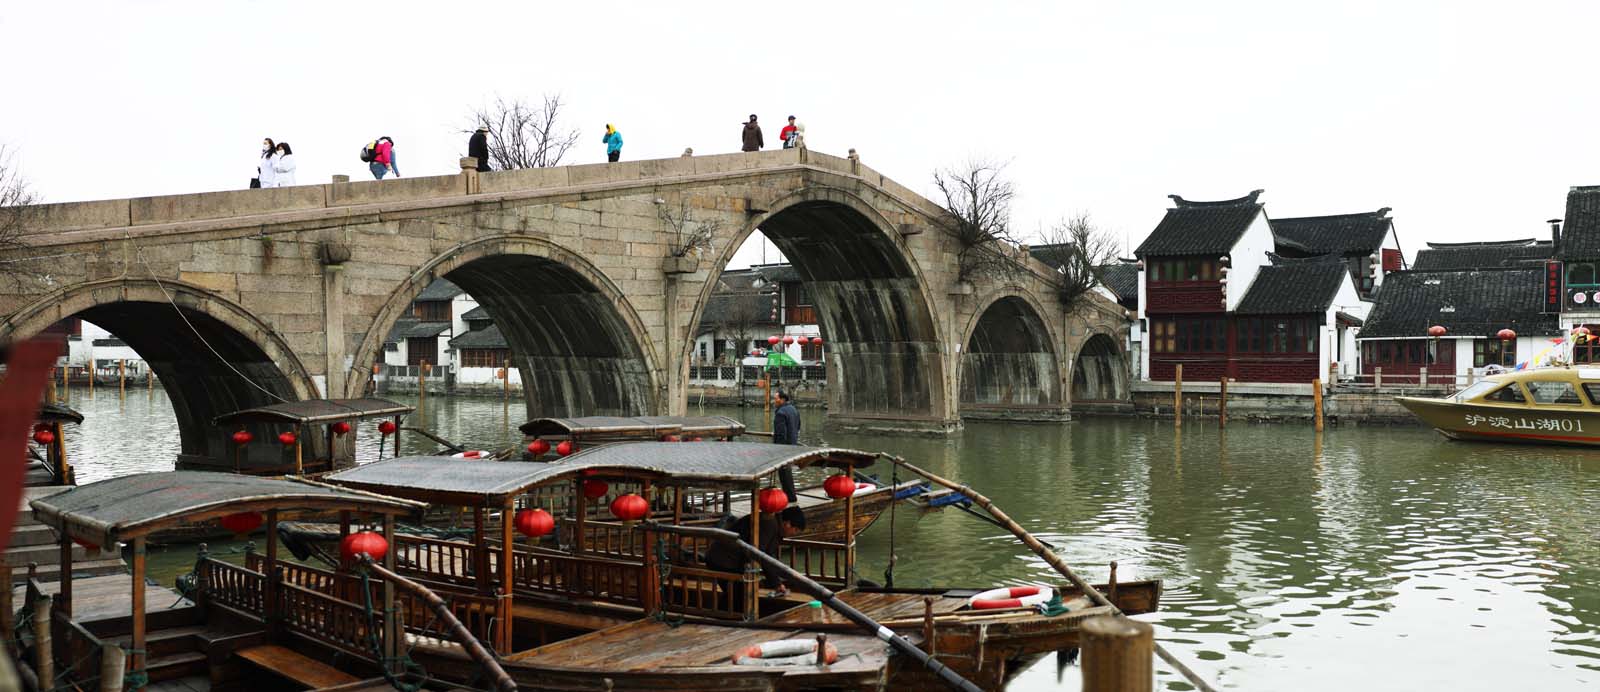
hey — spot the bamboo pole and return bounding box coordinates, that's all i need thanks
[356,555,517,692]
[1081,615,1153,692]
[641,521,982,692]
[881,455,1218,692]
[1313,379,1324,432]
[1174,364,1183,428]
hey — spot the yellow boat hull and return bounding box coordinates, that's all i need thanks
[1397,396,1600,447]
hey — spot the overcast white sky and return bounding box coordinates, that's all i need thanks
[3,0,1597,269]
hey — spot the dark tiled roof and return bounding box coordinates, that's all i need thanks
[449,324,508,349]
[698,292,780,328]
[1270,209,1392,256]
[1235,262,1349,315]
[399,321,451,338]
[1134,190,1264,258]
[415,278,464,302]
[1357,269,1558,339]
[1267,251,1347,266]
[1096,261,1139,303]
[460,305,491,321]
[91,337,128,347]
[1412,239,1553,271]
[1559,186,1600,260]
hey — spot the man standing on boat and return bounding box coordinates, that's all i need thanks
[773,390,800,502]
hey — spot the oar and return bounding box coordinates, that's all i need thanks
[641,521,982,692]
[402,426,467,454]
[880,455,1219,692]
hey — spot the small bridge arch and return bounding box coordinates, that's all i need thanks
[1071,331,1129,409]
[957,290,1067,421]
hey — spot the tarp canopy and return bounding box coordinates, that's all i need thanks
[213,398,413,426]
[765,352,800,367]
[327,442,876,506]
[35,402,84,425]
[30,471,425,547]
[518,415,747,442]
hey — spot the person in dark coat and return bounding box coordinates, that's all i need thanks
[468,126,491,172]
[741,114,764,152]
[773,390,800,501]
[705,506,806,607]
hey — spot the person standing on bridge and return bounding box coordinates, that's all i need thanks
[271,142,296,187]
[370,137,399,179]
[741,114,764,152]
[779,116,798,149]
[772,390,800,502]
[602,124,623,162]
[254,138,277,188]
[468,126,491,171]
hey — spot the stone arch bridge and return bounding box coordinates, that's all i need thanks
[0,149,1129,466]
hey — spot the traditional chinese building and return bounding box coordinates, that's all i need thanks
[1270,208,1404,298]
[1557,186,1600,363]
[1355,268,1559,382]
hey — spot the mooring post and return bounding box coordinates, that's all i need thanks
[1173,365,1183,428]
[417,359,428,418]
[33,594,52,689]
[1313,378,1324,431]
[1420,366,1428,387]
[1374,366,1382,388]
[1081,615,1153,692]
[816,633,829,666]
[118,359,125,397]
[61,365,69,403]
[1218,377,1228,428]
[99,642,126,692]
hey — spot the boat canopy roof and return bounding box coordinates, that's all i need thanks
[35,402,84,425]
[327,442,875,506]
[30,471,424,547]
[518,415,747,442]
[212,398,413,426]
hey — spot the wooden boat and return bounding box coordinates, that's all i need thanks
[313,443,1163,690]
[1397,366,1600,447]
[202,397,414,476]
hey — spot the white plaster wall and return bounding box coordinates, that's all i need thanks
[457,365,520,386]
[1225,211,1275,312]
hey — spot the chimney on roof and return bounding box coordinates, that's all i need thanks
[1549,218,1563,252]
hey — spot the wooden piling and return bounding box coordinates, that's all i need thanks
[61,366,69,402]
[1374,366,1382,388]
[88,362,94,397]
[1218,378,1228,428]
[118,359,126,397]
[503,359,511,402]
[1419,366,1428,387]
[99,642,126,692]
[1081,615,1154,692]
[1313,379,1324,431]
[1173,365,1183,428]
[418,360,428,418]
[32,594,52,690]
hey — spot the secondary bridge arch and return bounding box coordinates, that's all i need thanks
[957,290,1067,420]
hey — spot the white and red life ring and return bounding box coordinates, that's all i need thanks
[450,450,491,459]
[967,585,1054,610]
[851,482,876,496]
[731,638,840,666]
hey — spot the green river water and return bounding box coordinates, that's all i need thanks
[57,387,1600,690]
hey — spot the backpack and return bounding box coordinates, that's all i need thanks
[358,141,378,163]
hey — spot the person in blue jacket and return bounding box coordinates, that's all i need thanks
[773,390,800,501]
[603,124,623,162]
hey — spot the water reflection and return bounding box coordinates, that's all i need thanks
[59,388,1600,690]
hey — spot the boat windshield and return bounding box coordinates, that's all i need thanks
[1454,380,1500,402]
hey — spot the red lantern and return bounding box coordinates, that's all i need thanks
[609,493,650,522]
[331,421,351,436]
[811,336,824,346]
[660,434,681,442]
[823,474,857,499]
[582,479,609,499]
[340,531,389,562]
[219,511,264,535]
[767,335,781,345]
[1427,325,1446,338]
[782,336,795,345]
[231,430,253,445]
[527,439,551,456]
[556,440,577,456]
[514,508,555,538]
[1497,328,1517,341]
[278,431,297,446]
[32,429,54,446]
[377,420,398,436]
[758,487,789,514]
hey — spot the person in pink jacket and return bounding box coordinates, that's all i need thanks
[369,137,400,179]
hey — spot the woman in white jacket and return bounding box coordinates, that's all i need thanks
[271,142,296,187]
[256,138,277,188]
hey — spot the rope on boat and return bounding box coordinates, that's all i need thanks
[357,568,428,692]
[880,454,1221,692]
[651,534,685,628]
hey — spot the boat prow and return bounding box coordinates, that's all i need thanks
[1396,367,1600,447]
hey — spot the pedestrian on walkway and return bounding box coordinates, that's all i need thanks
[772,389,800,501]
[603,124,623,162]
[741,114,763,152]
[468,125,491,171]
[369,137,399,179]
[254,138,277,188]
[271,142,296,187]
[779,116,798,149]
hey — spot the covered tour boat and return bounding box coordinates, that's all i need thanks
[1397,366,1600,446]
[208,398,413,476]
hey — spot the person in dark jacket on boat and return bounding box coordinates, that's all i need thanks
[773,390,800,501]
[706,506,806,606]
[467,125,491,172]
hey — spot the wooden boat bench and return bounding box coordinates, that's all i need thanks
[234,643,361,688]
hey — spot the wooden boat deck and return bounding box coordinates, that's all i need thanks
[13,572,188,620]
[507,617,893,675]
[762,589,972,625]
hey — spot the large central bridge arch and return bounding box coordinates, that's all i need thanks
[683,186,951,429]
[349,235,661,418]
[0,278,316,468]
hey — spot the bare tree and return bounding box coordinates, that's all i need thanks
[465,94,581,170]
[0,145,44,287]
[720,287,764,365]
[657,198,723,258]
[932,159,1023,282]
[1032,213,1122,310]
